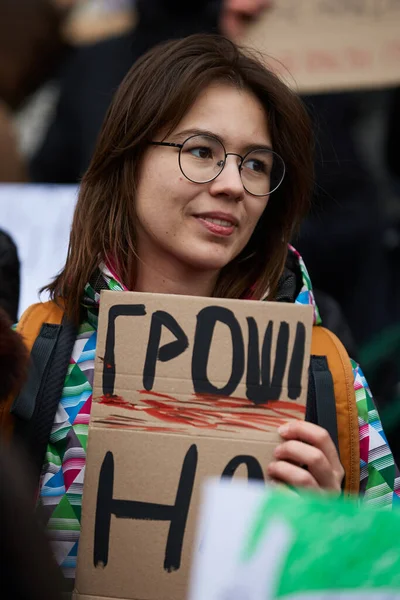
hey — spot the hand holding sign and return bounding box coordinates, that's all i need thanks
[267,421,344,493]
[220,0,273,39]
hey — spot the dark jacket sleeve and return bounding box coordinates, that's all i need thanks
[0,230,20,322]
[0,440,63,600]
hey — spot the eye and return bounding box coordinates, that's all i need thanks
[243,158,267,173]
[189,146,213,159]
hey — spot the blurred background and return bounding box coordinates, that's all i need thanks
[0,0,399,459]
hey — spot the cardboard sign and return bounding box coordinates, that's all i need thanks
[241,0,400,93]
[189,479,400,599]
[73,291,313,600]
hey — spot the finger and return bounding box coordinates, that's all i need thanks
[274,440,339,490]
[267,460,320,490]
[278,421,342,472]
[227,0,270,12]
[225,0,272,18]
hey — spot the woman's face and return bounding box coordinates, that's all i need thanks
[135,82,272,276]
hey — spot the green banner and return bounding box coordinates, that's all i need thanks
[244,491,400,598]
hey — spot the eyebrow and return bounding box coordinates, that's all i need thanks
[170,127,274,153]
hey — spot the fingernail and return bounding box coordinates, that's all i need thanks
[278,424,289,436]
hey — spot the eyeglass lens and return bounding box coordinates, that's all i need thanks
[179,134,285,196]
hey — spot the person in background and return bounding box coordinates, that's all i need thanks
[386,87,400,190]
[0,229,20,322]
[0,0,66,112]
[29,0,270,183]
[0,0,68,179]
[0,101,27,182]
[296,92,392,347]
[220,0,272,38]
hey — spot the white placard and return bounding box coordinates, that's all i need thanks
[0,184,78,318]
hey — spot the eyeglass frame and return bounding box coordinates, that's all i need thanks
[150,133,286,197]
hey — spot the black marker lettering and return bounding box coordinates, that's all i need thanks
[103,304,146,396]
[222,455,265,481]
[192,306,244,396]
[288,321,306,400]
[246,319,289,404]
[94,445,198,572]
[143,311,189,391]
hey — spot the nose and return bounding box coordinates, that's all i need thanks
[208,154,245,202]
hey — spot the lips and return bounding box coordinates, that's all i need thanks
[202,217,234,227]
[194,212,238,237]
[194,212,239,227]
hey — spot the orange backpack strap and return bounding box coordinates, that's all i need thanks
[0,301,64,440]
[17,300,65,351]
[311,325,360,495]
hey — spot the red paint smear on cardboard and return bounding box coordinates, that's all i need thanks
[98,393,301,431]
[139,390,306,415]
[99,394,129,406]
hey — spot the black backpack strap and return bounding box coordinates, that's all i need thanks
[306,355,339,455]
[11,324,62,421]
[12,315,77,481]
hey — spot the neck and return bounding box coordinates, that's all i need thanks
[133,255,219,298]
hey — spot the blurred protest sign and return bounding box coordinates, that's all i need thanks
[242,0,400,93]
[0,184,77,317]
[73,291,313,600]
[189,478,400,600]
[60,0,136,45]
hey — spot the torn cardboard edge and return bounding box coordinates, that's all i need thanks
[85,419,284,443]
[73,594,139,600]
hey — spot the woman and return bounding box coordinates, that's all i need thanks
[21,35,399,584]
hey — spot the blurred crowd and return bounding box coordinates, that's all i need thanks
[0,0,399,451]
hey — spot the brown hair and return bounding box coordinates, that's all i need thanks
[46,34,314,323]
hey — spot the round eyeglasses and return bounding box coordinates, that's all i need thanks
[150,133,286,197]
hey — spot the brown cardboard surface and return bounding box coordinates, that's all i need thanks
[74,292,313,600]
[241,0,400,93]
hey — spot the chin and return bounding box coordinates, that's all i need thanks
[181,248,235,272]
